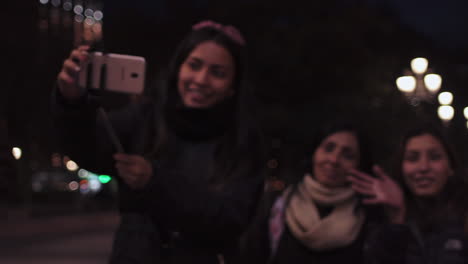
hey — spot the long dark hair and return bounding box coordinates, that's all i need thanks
[392,123,467,229]
[148,22,262,184]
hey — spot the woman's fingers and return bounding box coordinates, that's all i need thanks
[113,153,136,163]
[115,161,142,175]
[58,70,75,85]
[63,59,81,76]
[77,45,91,51]
[348,178,373,193]
[58,56,80,84]
[350,183,375,196]
[113,154,152,189]
[361,198,381,205]
[372,165,390,180]
[71,49,89,62]
[348,168,375,183]
[57,47,90,99]
[115,163,141,188]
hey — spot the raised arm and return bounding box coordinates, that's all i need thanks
[348,165,406,224]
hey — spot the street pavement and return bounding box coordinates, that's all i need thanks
[0,210,119,264]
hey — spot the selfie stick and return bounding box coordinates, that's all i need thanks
[97,107,125,153]
[87,52,125,153]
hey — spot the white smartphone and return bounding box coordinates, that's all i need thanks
[78,52,146,95]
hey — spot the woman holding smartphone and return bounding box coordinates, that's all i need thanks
[53,20,265,263]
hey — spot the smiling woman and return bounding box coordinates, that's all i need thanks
[353,123,468,264]
[177,41,236,108]
[52,20,265,264]
[392,125,468,227]
[312,131,360,188]
[240,121,378,264]
[401,133,454,197]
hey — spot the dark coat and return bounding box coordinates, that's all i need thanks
[365,221,468,264]
[51,90,265,264]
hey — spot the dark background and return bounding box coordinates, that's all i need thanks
[4,0,468,209]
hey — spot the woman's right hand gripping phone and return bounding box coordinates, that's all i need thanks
[57,45,91,100]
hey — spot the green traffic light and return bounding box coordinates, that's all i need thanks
[98,175,112,184]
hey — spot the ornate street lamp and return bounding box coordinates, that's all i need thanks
[396,57,442,106]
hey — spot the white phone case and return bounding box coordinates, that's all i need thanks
[79,52,146,95]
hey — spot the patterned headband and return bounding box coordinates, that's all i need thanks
[192,20,246,46]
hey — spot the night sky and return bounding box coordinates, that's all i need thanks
[372,0,468,51]
[103,0,468,56]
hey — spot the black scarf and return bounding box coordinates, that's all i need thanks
[165,98,236,141]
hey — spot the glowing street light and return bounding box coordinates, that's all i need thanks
[464,107,468,119]
[424,74,442,92]
[464,107,468,130]
[396,57,442,105]
[93,10,104,21]
[66,160,79,171]
[438,105,455,122]
[438,92,453,105]
[12,147,22,160]
[396,76,416,93]
[73,5,83,15]
[411,57,428,75]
